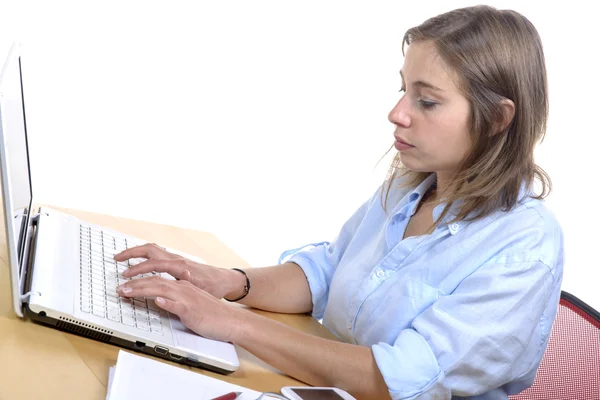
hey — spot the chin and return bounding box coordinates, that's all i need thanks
[398,154,427,172]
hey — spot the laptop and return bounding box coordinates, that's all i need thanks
[0,41,239,374]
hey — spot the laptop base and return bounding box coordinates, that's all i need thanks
[25,305,235,375]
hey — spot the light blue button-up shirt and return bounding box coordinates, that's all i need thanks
[280,174,564,400]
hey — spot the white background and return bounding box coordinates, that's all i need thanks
[0,0,598,307]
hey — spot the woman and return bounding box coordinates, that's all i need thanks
[116,5,564,399]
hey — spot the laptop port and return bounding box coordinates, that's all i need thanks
[154,346,168,355]
[169,353,183,360]
[134,341,146,349]
[186,358,201,367]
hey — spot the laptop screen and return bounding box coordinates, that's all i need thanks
[0,44,34,270]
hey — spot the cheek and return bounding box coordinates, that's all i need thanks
[441,108,471,148]
[451,128,472,156]
[429,112,472,161]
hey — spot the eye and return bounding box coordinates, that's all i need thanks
[419,99,438,110]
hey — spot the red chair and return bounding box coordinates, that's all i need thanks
[510,291,600,400]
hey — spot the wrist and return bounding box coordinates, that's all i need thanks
[224,268,248,301]
[229,307,256,344]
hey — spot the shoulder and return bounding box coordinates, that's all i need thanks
[465,196,564,275]
[519,197,564,269]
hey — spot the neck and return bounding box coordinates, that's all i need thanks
[432,171,454,203]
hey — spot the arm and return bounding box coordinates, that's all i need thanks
[371,259,562,399]
[117,276,390,400]
[114,244,313,313]
[229,189,380,315]
[232,309,391,400]
[239,190,379,317]
[225,262,313,314]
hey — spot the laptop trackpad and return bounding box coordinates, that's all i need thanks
[169,315,238,363]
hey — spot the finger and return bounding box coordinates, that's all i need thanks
[117,276,179,299]
[181,269,192,282]
[121,259,189,279]
[154,296,185,316]
[113,243,168,262]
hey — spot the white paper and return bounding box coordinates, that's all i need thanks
[106,366,115,400]
[107,350,261,400]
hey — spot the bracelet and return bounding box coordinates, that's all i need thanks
[224,268,251,302]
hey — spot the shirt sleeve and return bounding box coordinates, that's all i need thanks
[278,186,382,319]
[372,257,562,400]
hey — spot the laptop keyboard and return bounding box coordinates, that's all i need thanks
[79,225,166,336]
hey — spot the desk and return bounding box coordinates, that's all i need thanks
[0,206,339,400]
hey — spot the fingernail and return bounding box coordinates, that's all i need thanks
[156,297,166,304]
[121,287,133,294]
[121,270,130,277]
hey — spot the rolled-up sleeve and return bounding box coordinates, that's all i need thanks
[372,329,446,399]
[372,258,561,399]
[279,189,380,319]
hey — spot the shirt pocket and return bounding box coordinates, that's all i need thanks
[355,277,443,346]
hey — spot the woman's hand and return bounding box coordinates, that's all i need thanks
[117,277,246,342]
[113,243,244,300]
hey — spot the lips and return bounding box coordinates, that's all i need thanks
[394,136,414,151]
[395,137,412,146]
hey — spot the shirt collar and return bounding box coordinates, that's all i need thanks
[517,183,534,203]
[407,173,463,235]
[406,174,437,214]
[432,182,533,235]
[397,175,534,236]
[432,200,464,235]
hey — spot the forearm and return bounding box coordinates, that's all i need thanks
[232,310,391,400]
[225,263,313,314]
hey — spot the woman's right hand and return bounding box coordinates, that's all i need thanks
[113,243,245,300]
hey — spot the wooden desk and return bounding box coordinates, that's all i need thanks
[0,206,338,400]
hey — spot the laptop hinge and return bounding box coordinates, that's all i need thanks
[19,210,47,308]
[31,211,49,224]
[19,290,41,301]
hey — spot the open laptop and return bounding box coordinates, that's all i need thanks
[0,41,239,374]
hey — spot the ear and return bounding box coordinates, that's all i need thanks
[492,99,515,135]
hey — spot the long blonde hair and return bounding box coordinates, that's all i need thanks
[383,5,551,224]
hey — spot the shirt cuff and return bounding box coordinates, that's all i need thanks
[372,329,445,400]
[280,243,331,320]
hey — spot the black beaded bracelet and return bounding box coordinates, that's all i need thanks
[224,268,251,302]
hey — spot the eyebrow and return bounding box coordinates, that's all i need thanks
[400,70,444,92]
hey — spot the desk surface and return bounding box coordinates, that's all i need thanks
[0,206,338,399]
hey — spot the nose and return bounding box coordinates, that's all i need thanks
[388,96,411,127]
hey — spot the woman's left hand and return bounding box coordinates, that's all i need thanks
[117,277,244,343]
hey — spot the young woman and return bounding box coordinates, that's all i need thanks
[115,5,564,399]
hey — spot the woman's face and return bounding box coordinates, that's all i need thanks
[389,41,472,179]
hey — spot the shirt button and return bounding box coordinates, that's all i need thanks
[450,223,459,232]
[376,269,385,278]
[347,323,352,330]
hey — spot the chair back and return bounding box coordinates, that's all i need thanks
[509,291,600,400]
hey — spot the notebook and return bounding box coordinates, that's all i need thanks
[107,350,265,400]
[0,40,239,374]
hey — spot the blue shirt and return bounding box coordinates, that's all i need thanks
[279,174,564,400]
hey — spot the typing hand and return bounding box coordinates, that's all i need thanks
[113,243,239,300]
[116,277,244,342]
